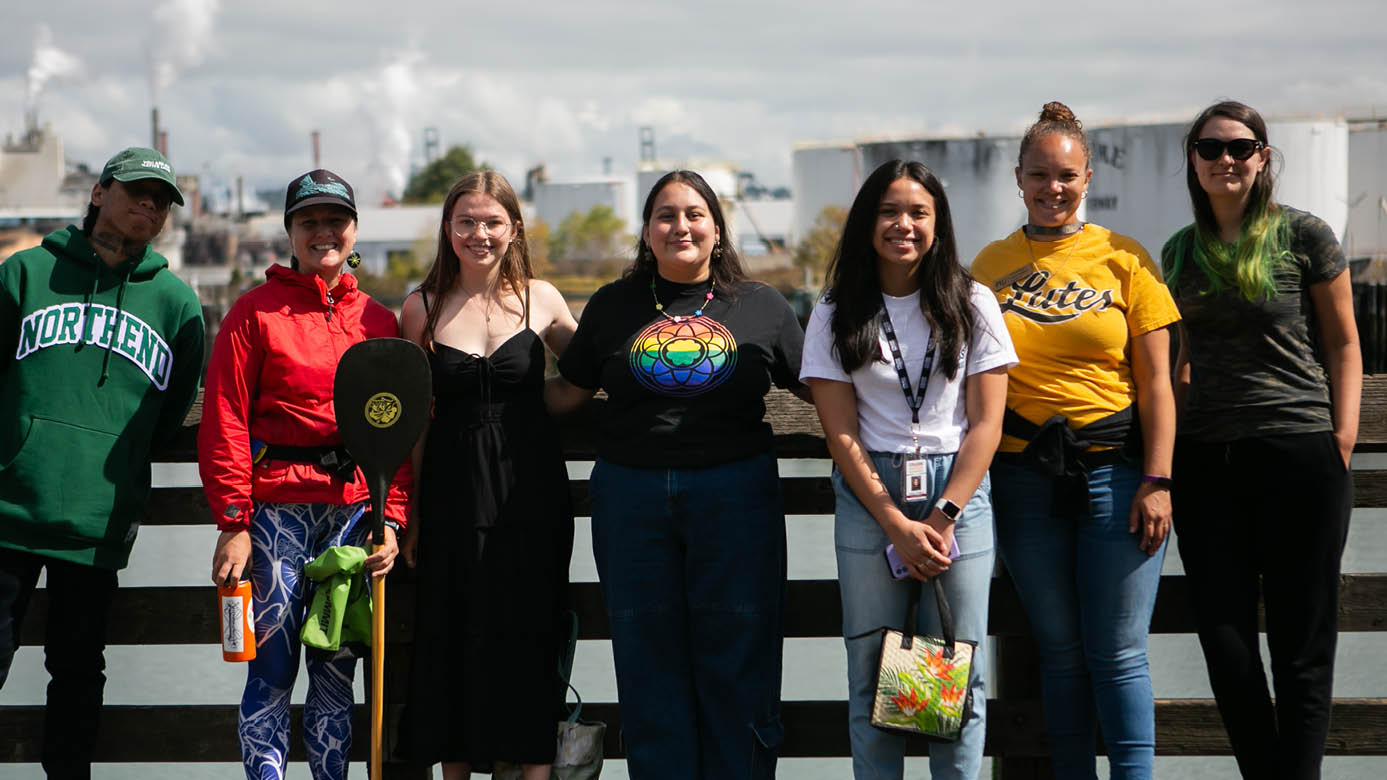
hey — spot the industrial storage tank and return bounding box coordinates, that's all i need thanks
[1346,117,1387,260]
[859,137,1030,266]
[793,116,1348,270]
[531,178,635,235]
[790,143,860,247]
[1087,122,1190,259]
[1266,119,1349,241]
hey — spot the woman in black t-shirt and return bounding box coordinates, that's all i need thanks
[549,170,806,779]
[1162,100,1360,780]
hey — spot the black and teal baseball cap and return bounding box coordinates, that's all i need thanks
[284,169,357,226]
[99,147,184,206]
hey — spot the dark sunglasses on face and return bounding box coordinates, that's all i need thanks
[1192,137,1265,161]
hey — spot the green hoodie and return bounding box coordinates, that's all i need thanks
[0,225,204,569]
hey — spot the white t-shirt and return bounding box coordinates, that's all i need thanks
[800,281,1018,454]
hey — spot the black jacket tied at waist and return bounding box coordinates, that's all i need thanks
[1002,405,1139,478]
[999,406,1142,519]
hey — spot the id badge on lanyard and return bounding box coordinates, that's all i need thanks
[880,300,936,503]
[902,445,930,502]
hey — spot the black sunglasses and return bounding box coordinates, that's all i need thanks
[1192,138,1265,161]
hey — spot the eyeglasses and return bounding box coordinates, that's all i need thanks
[451,217,510,238]
[1192,138,1265,162]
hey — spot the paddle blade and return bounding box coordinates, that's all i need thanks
[333,338,432,538]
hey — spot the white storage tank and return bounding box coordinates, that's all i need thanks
[1267,118,1349,241]
[531,178,635,234]
[1087,122,1191,260]
[1346,118,1387,259]
[858,137,1028,266]
[790,143,860,247]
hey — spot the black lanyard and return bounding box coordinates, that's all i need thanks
[879,299,937,427]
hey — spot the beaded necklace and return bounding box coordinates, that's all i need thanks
[650,278,715,323]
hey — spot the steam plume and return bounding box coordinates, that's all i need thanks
[25,25,84,118]
[148,0,221,103]
[360,50,421,205]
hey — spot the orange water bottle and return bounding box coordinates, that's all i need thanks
[218,578,256,662]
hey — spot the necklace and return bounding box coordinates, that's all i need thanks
[650,278,715,323]
[1024,222,1085,237]
[1024,223,1085,278]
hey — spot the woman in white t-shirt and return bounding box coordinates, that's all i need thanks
[801,159,1016,779]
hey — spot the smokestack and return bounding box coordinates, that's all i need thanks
[236,176,244,220]
[158,131,168,157]
[151,107,160,150]
[311,131,321,168]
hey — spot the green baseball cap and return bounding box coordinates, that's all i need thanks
[98,147,185,206]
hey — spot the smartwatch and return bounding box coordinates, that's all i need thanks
[934,497,962,522]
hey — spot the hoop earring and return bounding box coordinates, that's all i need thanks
[1017,190,1024,199]
[1081,191,1088,200]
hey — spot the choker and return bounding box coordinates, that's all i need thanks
[1024,223,1085,237]
[651,278,715,323]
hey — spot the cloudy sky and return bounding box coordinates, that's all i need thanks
[3,0,1383,208]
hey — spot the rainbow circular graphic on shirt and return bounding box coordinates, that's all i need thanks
[628,316,738,397]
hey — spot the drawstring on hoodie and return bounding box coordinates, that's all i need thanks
[98,264,134,386]
[77,270,101,354]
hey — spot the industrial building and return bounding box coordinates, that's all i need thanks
[792,115,1376,268]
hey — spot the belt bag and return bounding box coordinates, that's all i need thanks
[867,576,976,741]
[253,441,359,483]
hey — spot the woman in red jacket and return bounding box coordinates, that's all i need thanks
[199,169,411,780]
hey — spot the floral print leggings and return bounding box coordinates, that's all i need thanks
[238,502,367,780]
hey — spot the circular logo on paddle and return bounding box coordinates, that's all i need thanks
[364,392,402,428]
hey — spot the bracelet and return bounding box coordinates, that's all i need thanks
[1141,474,1174,488]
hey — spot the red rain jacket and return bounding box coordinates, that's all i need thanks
[199,265,412,532]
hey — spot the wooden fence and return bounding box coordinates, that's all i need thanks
[4,378,1387,777]
[1354,282,1387,375]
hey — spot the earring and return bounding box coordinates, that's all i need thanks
[713,242,723,260]
[1017,190,1025,199]
[1081,191,1088,200]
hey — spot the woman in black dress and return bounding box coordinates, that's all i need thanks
[399,171,578,780]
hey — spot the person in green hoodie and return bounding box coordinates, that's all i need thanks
[0,146,204,777]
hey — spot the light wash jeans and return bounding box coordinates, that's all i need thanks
[834,451,995,780]
[990,458,1165,780]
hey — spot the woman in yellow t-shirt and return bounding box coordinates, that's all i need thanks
[971,102,1179,780]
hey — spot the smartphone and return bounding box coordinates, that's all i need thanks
[884,537,961,579]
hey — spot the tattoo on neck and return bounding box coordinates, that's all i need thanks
[91,230,143,259]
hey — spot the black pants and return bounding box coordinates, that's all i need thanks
[1172,431,1352,780]
[0,547,119,780]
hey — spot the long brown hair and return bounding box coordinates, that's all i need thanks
[415,171,532,352]
[623,170,748,294]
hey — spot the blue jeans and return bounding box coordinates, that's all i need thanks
[834,452,995,780]
[990,458,1164,780]
[589,453,786,780]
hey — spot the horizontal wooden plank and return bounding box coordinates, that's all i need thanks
[3,698,1386,762]
[141,470,1387,526]
[19,573,1387,647]
[152,375,1387,463]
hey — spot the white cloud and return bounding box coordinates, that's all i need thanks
[1,0,1383,194]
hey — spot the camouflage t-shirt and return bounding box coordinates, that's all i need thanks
[1162,206,1347,442]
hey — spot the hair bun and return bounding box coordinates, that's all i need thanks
[1040,101,1080,127]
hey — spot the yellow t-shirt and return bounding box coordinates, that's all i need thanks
[971,225,1180,453]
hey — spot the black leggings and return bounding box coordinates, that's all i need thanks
[1172,431,1352,780]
